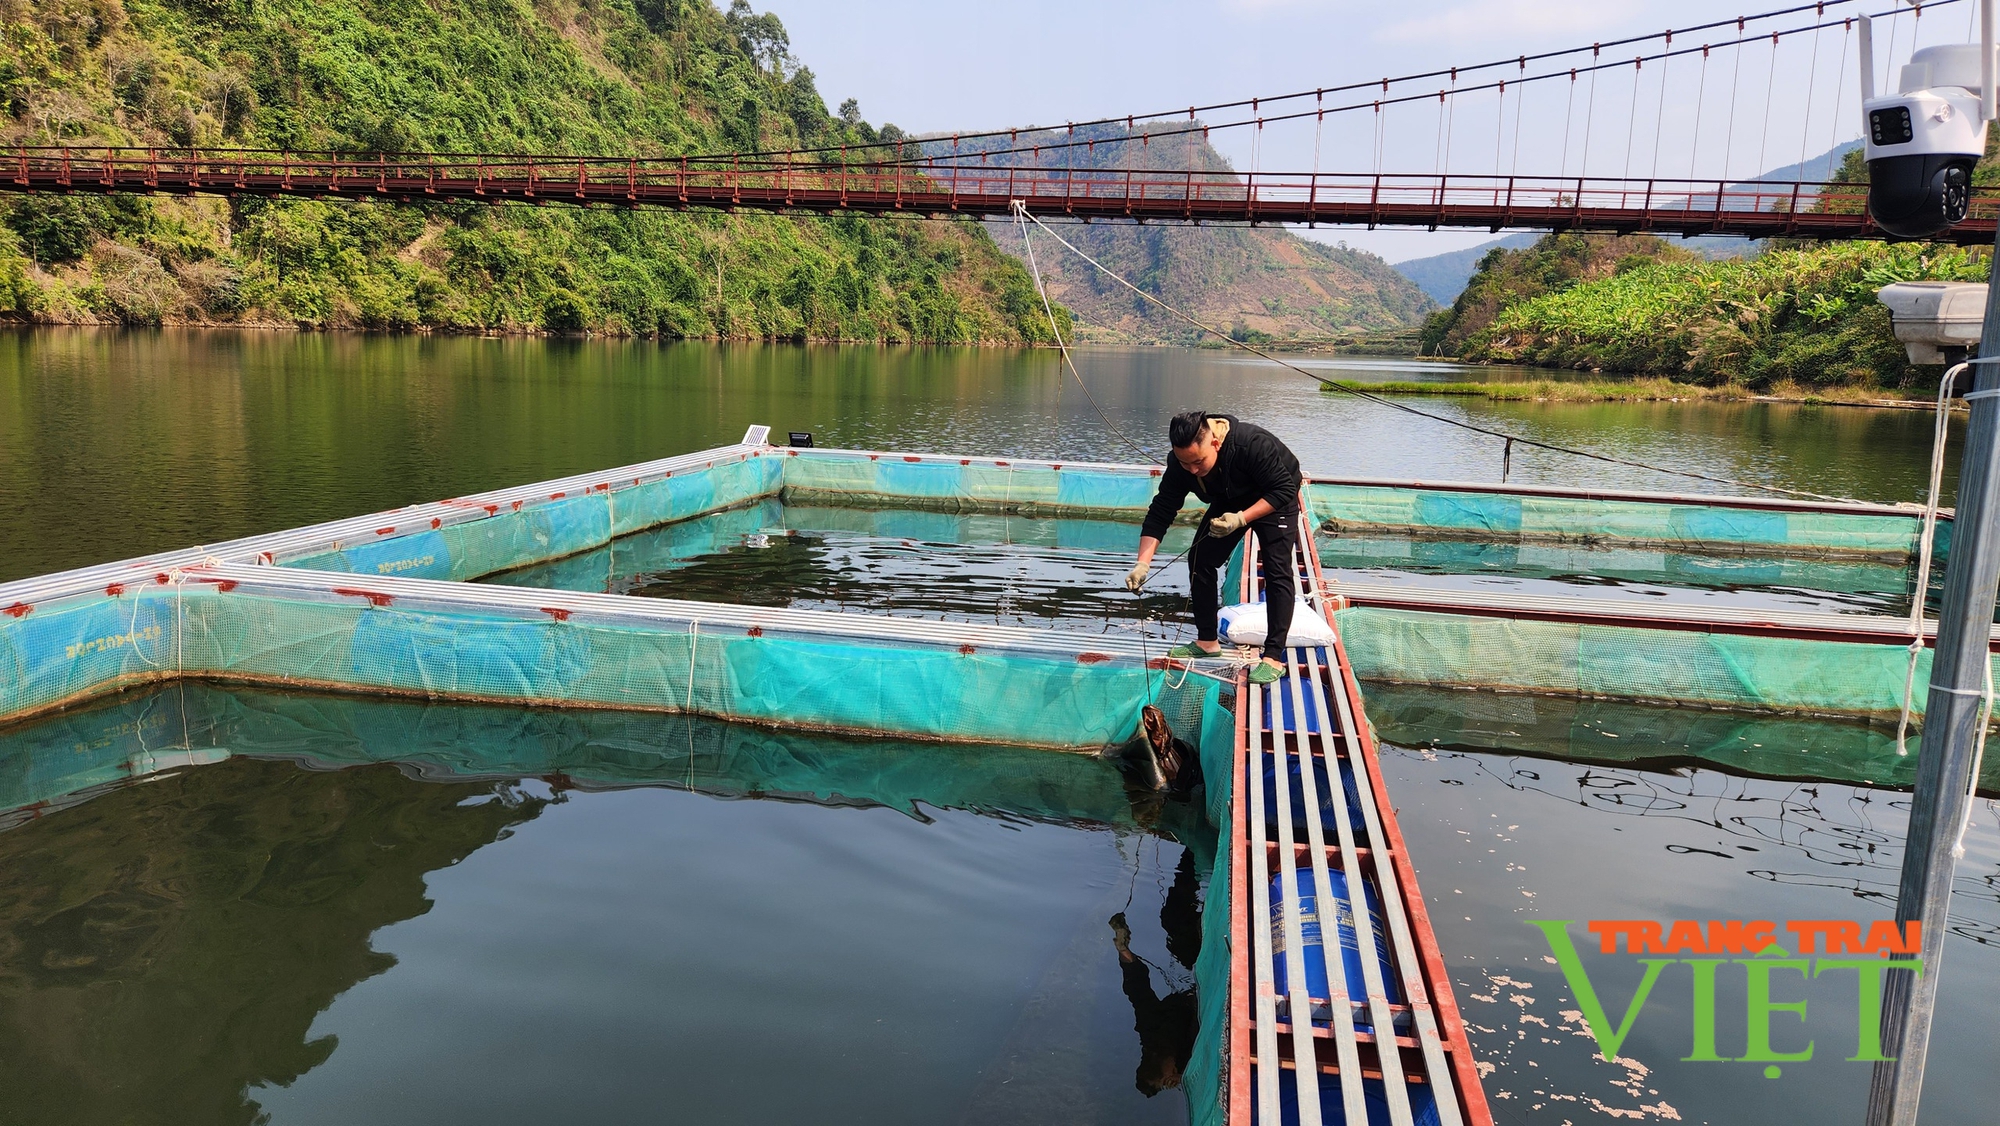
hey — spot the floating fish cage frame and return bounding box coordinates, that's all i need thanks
[0,427,1973,1126]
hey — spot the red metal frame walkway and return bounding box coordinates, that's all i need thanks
[1225,507,1492,1126]
[7,146,1995,244]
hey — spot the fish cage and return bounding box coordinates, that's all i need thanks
[0,427,1980,1126]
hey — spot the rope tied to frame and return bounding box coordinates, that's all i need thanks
[1896,362,1963,759]
[1891,360,1991,858]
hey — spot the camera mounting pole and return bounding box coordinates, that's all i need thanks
[1866,12,2000,1111]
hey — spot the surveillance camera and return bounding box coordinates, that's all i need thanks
[1864,44,1991,239]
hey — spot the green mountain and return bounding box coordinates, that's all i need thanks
[0,0,1066,343]
[952,125,1433,344]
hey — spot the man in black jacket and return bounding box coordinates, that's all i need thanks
[1125,411,1303,685]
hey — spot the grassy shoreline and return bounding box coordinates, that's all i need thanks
[1321,378,1941,408]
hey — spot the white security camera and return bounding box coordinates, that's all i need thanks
[1861,23,1995,239]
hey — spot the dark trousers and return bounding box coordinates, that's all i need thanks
[1189,508,1296,661]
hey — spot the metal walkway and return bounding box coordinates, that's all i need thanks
[1228,511,1491,1126]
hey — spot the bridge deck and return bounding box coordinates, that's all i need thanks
[7,146,1996,243]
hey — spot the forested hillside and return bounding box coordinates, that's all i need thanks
[960,124,1432,344]
[1411,138,1999,388]
[1456,239,1986,385]
[0,0,1067,342]
[1421,231,1989,388]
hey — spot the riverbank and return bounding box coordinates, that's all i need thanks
[1322,377,1947,409]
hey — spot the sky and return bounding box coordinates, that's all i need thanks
[763,0,1981,262]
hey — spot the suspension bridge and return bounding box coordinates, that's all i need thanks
[6,0,1997,241]
[8,148,1987,241]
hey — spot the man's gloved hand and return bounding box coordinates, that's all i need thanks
[1124,560,1152,592]
[1208,510,1247,536]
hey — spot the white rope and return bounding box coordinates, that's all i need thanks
[1954,657,1992,857]
[1011,207,1865,503]
[173,570,185,674]
[123,582,165,670]
[1897,362,1963,756]
[1010,202,1159,466]
[685,619,700,712]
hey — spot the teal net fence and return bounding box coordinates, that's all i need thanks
[1305,480,1935,561]
[0,442,1975,751]
[2,438,1986,1126]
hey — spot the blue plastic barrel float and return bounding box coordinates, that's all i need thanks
[1268,866,1402,1030]
[1259,752,1371,847]
[1268,866,1442,1126]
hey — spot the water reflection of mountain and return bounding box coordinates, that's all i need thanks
[0,752,546,1125]
[0,685,1191,1126]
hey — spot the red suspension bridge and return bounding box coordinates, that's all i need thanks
[7,147,1997,243]
[5,2,1996,240]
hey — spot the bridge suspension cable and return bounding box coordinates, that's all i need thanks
[795,0,1963,174]
[679,0,1955,170]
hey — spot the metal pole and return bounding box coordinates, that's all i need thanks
[1866,229,2000,1126]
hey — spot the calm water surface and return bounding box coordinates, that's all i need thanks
[0,329,1965,583]
[3,329,1995,1124]
[483,500,1921,622]
[0,686,1208,1126]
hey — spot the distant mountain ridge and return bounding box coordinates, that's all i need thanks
[1392,234,1541,305]
[931,125,1435,344]
[1388,141,1865,305]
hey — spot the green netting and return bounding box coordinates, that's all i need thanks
[163,586,1213,751]
[482,500,785,592]
[1358,682,2000,793]
[1306,482,1931,561]
[0,682,1183,827]
[0,662,1243,1126]
[0,588,180,721]
[1331,605,1986,722]
[779,451,1208,522]
[1185,691,1240,1126]
[1317,532,1909,601]
[279,455,784,581]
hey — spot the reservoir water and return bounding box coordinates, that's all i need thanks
[2,328,1995,1125]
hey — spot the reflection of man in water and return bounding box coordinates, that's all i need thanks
[1108,849,1203,1097]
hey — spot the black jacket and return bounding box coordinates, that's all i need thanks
[1140,416,1302,540]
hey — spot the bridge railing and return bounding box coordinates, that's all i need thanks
[7,145,1995,237]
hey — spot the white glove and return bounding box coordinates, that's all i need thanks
[1208,510,1247,536]
[1124,561,1152,592]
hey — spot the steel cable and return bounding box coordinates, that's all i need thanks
[1013,208,1866,503]
[667,0,1910,166]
